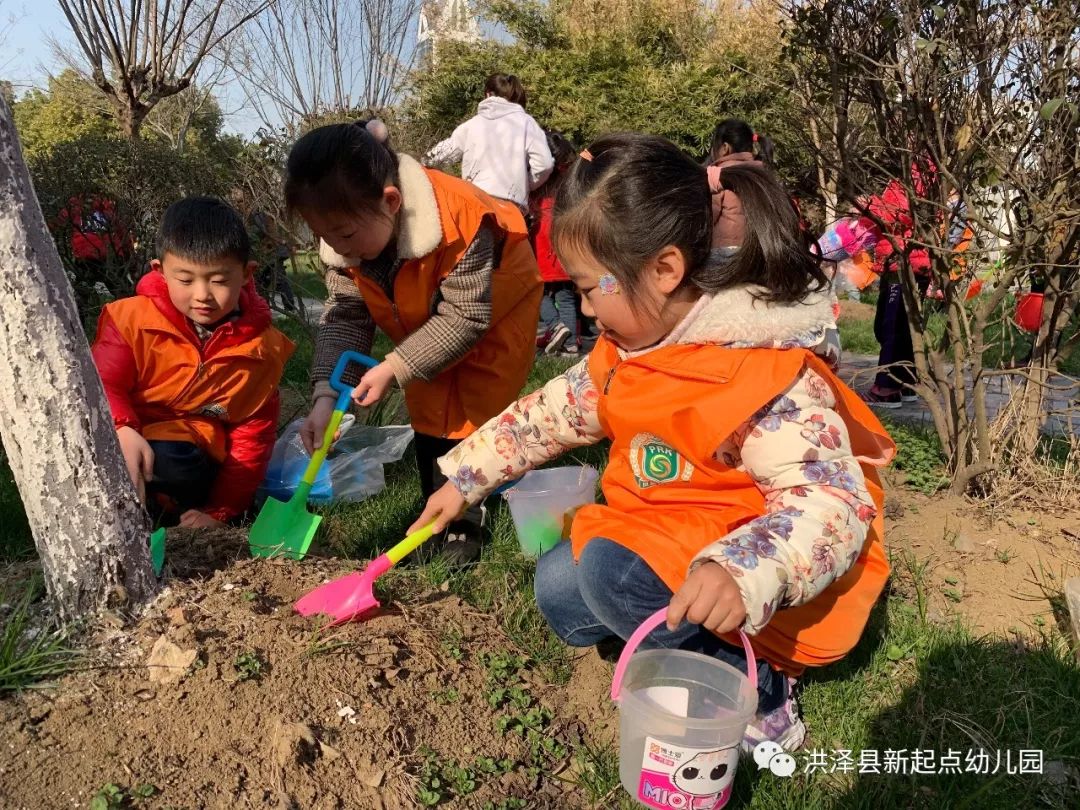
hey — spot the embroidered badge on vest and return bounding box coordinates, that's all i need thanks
[629,433,694,488]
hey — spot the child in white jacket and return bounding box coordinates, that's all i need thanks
[423,73,554,209]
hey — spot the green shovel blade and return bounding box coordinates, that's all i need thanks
[149,528,166,576]
[248,485,322,561]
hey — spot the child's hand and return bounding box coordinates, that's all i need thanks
[351,361,397,407]
[178,510,226,529]
[409,482,467,535]
[117,425,153,503]
[666,562,747,635]
[300,396,337,455]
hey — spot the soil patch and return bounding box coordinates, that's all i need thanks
[882,477,1080,634]
[0,537,601,809]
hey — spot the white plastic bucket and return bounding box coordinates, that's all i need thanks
[502,466,599,557]
[611,609,759,809]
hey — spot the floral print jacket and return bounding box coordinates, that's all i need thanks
[438,285,877,635]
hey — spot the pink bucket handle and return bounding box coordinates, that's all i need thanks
[610,607,757,701]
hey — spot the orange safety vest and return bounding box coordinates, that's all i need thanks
[345,169,542,438]
[571,338,895,676]
[104,296,293,462]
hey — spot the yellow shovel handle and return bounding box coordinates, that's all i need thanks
[386,522,437,565]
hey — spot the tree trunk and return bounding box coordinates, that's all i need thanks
[0,96,156,620]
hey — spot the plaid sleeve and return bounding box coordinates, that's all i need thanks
[311,267,376,401]
[388,220,499,385]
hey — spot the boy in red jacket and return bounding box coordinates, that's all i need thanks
[92,197,294,527]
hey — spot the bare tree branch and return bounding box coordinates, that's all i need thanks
[54,0,272,138]
[232,0,419,133]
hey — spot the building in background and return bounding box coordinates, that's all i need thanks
[417,0,481,65]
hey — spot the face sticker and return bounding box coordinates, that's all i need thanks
[598,273,621,295]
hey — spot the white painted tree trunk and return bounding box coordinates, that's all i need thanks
[0,95,156,620]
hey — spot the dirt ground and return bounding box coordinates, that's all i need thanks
[882,471,1080,635]
[1,488,1077,809]
[0,529,613,809]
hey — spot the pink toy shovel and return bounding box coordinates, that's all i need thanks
[294,522,437,625]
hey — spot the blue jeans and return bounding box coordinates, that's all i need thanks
[538,282,578,339]
[535,538,788,712]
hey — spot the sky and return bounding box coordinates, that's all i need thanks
[3,2,70,89]
[1,1,436,138]
[3,2,268,136]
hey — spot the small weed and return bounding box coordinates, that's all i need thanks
[996,548,1016,564]
[1033,616,1046,627]
[943,588,963,603]
[474,755,515,775]
[433,687,460,705]
[886,420,949,494]
[478,650,524,684]
[944,575,960,586]
[441,627,465,662]
[483,800,527,810]
[241,590,257,602]
[89,784,124,810]
[233,651,264,681]
[416,750,480,805]
[132,784,158,799]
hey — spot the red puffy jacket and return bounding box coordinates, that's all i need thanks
[92,272,293,521]
[56,195,134,262]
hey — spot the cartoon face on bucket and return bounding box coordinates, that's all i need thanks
[638,738,739,809]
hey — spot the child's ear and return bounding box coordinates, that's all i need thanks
[651,245,687,294]
[382,186,403,217]
[150,258,163,274]
[244,260,257,280]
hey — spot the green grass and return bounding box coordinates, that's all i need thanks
[838,315,880,356]
[0,453,33,561]
[286,250,329,301]
[0,577,81,691]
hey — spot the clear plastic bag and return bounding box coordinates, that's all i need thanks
[260,419,414,504]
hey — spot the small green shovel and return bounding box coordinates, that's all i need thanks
[248,351,378,560]
[150,528,166,576]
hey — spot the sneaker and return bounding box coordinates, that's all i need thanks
[861,387,903,409]
[742,679,807,752]
[438,531,483,566]
[900,388,919,403]
[544,323,572,355]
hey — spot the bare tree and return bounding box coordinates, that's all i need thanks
[785,0,1079,493]
[234,0,419,131]
[55,0,272,139]
[0,95,156,620]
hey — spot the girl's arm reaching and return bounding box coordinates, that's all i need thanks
[689,366,878,635]
[437,358,607,503]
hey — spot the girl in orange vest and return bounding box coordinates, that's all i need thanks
[413,134,895,750]
[285,120,542,563]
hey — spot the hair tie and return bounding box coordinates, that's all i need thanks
[580,149,593,162]
[752,133,759,143]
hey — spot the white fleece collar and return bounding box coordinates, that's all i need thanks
[678,286,836,348]
[624,285,836,360]
[318,154,443,268]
